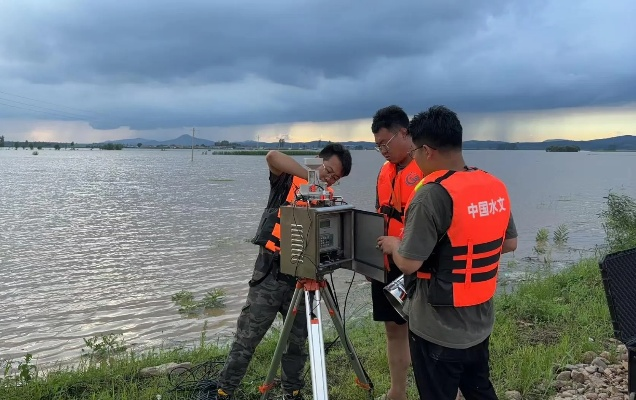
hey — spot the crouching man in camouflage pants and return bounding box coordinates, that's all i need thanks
[201,144,352,400]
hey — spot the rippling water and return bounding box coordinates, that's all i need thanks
[0,148,634,368]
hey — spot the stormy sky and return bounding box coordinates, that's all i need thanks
[1,0,635,143]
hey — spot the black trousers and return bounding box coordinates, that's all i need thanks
[409,331,498,400]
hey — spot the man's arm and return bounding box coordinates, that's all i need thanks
[388,246,424,275]
[378,186,446,275]
[265,150,309,179]
[501,214,518,254]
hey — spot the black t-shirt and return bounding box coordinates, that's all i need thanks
[264,172,294,209]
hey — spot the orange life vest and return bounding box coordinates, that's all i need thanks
[253,175,334,253]
[405,168,511,307]
[376,159,423,269]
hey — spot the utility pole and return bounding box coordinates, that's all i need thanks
[191,127,195,162]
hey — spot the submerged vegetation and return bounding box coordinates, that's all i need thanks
[171,289,227,317]
[0,194,633,399]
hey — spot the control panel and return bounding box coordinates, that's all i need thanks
[318,216,340,252]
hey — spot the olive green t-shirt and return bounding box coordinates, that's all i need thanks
[399,182,518,349]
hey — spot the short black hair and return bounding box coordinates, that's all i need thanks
[371,105,409,134]
[319,143,352,177]
[408,105,462,151]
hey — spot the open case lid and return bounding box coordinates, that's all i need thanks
[352,210,387,283]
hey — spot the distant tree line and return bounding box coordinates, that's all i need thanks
[496,142,519,150]
[545,145,580,152]
[1,140,82,150]
[101,143,124,150]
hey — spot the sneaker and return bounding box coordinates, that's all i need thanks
[283,389,303,400]
[191,386,230,400]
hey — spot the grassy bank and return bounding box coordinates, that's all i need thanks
[2,193,634,400]
[0,260,617,400]
[211,150,319,156]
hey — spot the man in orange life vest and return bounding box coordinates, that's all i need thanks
[370,105,423,400]
[377,106,518,400]
[204,144,352,400]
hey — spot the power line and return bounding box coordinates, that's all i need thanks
[0,100,82,120]
[0,89,101,117]
[0,96,93,120]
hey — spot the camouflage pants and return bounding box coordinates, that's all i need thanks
[218,254,308,395]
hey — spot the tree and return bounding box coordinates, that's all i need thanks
[546,145,580,152]
[29,143,34,150]
[54,144,60,150]
[0,135,4,147]
[14,141,19,150]
[137,142,142,148]
[101,143,124,150]
[71,141,75,148]
[278,138,285,148]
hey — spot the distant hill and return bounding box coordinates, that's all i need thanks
[103,134,216,147]
[98,134,636,151]
[463,135,636,151]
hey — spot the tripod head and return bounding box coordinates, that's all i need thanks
[296,158,337,207]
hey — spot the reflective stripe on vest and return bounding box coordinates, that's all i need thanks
[263,176,306,253]
[376,160,423,269]
[411,168,511,307]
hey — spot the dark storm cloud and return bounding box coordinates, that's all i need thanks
[0,0,635,131]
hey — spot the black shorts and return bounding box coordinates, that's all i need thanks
[371,263,407,325]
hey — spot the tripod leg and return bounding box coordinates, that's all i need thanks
[305,288,329,400]
[320,285,374,398]
[259,287,303,400]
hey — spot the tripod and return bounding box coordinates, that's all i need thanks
[259,277,374,400]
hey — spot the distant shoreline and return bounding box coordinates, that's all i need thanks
[1,134,635,152]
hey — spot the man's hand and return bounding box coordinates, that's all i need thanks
[377,235,423,275]
[376,236,400,255]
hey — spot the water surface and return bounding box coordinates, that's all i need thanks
[0,148,634,367]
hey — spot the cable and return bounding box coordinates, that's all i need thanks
[0,100,83,120]
[0,89,101,116]
[0,96,95,120]
[165,360,224,398]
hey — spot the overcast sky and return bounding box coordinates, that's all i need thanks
[1,0,635,143]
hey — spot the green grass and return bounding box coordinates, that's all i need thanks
[1,192,631,399]
[0,260,615,400]
[490,259,613,398]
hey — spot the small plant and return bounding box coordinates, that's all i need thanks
[1,354,37,385]
[532,224,570,267]
[535,228,549,245]
[171,290,194,303]
[552,224,569,247]
[171,288,226,317]
[601,192,636,253]
[199,320,209,348]
[201,289,226,310]
[534,228,550,255]
[17,354,36,383]
[81,333,127,361]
